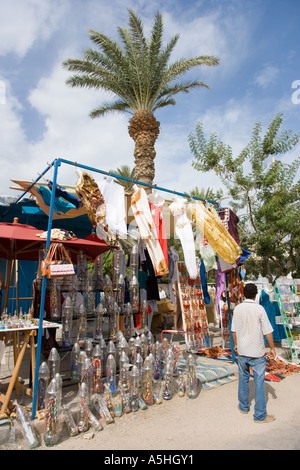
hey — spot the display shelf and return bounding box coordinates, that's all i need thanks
[177,261,210,352]
[274,281,300,363]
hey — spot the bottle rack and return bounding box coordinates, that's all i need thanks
[274,281,300,363]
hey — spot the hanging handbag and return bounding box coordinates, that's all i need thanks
[41,243,75,278]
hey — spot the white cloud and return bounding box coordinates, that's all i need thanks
[27,61,135,185]
[254,64,279,89]
[0,0,69,57]
[0,0,298,207]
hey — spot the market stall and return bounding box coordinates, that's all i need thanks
[0,217,118,420]
[0,157,248,447]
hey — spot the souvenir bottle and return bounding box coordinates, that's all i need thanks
[93,395,114,424]
[124,303,133,339]
[142,356,154,406]
[77,382,89,433]
[129,365,140,412]
[84,280,95,317]
[80,357,93,405]
[79,350,87,378]
[119,351,129,387]
[54,372,63,409]
[122,384,132,414]
[148,352,155,372]
[140,331,148,360]
[135,352,143,388]
[129,275,139,314]
[178,372,186,397]
[77,304,87,347]
[104,381,115,418]
[113,386,123,417]
[186,354,200,399]
[106,353,116,394]
[162,362,173,400]
[165,347,175,376]
[103,274,113,309]
[128,337,135,363]
[95,302,105,342]
[129,244,139,278]
[153,341,162,380]
[93,255,103,291]
[140,300,148,331]
[117,273,125,311]
[15,402,39,449]
[113,246,124,289]
[92,344,103,393]
[147,330,155,355]
[152,379,163,405]
[87,406,103,432]
[61,405,78,437]
[44,378,61,446]
[49,279,61,321]
[117,336,129,367]
[107,340,116,362]
[84,338,93,358]
[37,361,50,410]
[47,347,60,380]
[133,335,142,358]
[109,301,119,340]
[77,249,87,290]
[70,342,81,382]
[99,335,107,378]
[61,295,73,350]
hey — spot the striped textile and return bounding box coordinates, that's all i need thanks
[177,355,237,390]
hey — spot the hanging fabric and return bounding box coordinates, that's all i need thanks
[169,195,198,279]
[97,176,127,238]
[148,189,168,269]
[188,201,242,264]
[216,207,240,245]
[75,170,117,244]
[131,185,168,277]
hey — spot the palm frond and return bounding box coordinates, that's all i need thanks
[90,100,131,118]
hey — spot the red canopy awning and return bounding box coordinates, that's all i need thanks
[0,222,117,261]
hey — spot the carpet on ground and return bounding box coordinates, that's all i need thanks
[177,354,237,390]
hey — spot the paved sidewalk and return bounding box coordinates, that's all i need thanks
[1,328,299,451]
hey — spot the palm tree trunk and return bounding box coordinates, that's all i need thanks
[128,110,160,187]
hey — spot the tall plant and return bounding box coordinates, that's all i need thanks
[189,113,300,283]
[63,9,219,186]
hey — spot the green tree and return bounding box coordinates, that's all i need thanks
[62,9,219,186]
[189,113,300,283]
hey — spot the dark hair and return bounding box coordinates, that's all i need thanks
[243,283,258,299]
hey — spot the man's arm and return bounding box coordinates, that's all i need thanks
[232,331,238,356]
[265,332,276,359]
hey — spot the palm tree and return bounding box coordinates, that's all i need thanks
[62,9,219,186]
[109,164,135,194]
[189,186,219,202]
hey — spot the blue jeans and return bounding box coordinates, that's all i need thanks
[237,355,267,421]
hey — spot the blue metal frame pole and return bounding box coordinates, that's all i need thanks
[225,272,236,363]
[58,158,219,206]
[31,159,61,419]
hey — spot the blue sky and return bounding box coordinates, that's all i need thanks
[0,0,299,200]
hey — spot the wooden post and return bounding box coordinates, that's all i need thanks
[0,330,31,414]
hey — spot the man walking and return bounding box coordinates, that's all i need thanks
[231,283,276,423]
